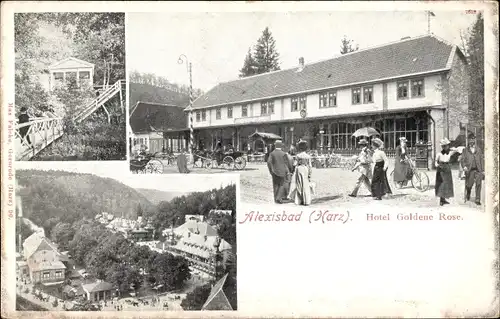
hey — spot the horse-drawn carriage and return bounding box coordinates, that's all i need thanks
[130,153,164,174]
[193,149,247,170]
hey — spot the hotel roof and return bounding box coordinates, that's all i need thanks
[192,35,463,110]
[129,101,188,134]
[175,220,219,237]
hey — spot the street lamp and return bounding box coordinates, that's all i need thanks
[178,54,194,161]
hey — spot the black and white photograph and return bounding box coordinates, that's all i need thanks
[14,162,237,311]
[2,2,498,318]
[127,10,489,210]
[14,12,126,161]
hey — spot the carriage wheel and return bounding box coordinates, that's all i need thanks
[411,171,430,192]
[389,170,403,189]
[234,156,246,170]
[146,159,164,174]
[223,156,235,170]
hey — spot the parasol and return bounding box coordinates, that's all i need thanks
[352,127,380,138]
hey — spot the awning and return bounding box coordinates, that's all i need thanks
[249,132,282,140]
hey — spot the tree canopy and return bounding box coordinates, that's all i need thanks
[239,27,281,78]
[340,35,359,54]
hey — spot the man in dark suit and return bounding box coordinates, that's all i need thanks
[267,140,293,203]
[177,149,191,174]
[18,107,32,147]
[460,134,483,205]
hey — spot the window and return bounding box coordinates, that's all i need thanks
[242,105,248,117]
[320,92,337,108]
[216,108,221,120]
[201,110,206,121]
[352,88,361,104]
[227,106,233,118]
[55,270,63,278]
[411,79,425,98]
[261,101,274,115]
[291,97,298,112]
[79,71,90,80]
[54,72,64,81]
[261,102,267,115]
[328,92,337,107]
[268,101,274,114]
[363,86,373,103]
[299,96,307,110]
[397,81,409,99]
[319,93,328,108]
[196,111,201,122]
[42,271,50,279]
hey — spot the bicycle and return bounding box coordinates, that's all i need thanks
[390,157,429,192]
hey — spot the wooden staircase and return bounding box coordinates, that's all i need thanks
[73,79,125,123]
[15,79,125,160]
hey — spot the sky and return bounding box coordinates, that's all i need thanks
[127,10,477,92]
[15,161,238,193]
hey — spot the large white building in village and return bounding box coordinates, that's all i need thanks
[187,35,468,166]
[161,216,233,278]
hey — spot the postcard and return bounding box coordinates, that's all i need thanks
[1,1,498,318]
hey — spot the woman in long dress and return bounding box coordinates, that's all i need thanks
[370,138,392,200]
[435,138,459,206]
[394,137,411,187]
[293,141,312,206]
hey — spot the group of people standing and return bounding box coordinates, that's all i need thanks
[267,133,483,207]
[435,134,483,206]
[349,137,392,200]
[266,140,313,206]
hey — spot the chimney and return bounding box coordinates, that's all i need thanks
[299,57,304,68]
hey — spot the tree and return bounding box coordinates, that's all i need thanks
[180,283,211,310]
[151,253,191,290]
[239,47,257,78]
[253,27,281,74]
[340,35,359,54]
[50,222,74,251]
[466,13,484,128]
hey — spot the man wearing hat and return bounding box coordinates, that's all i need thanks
[460,134,483,205]
[267,140,294,204]
[349,138,372,197]
[18,107,32,148]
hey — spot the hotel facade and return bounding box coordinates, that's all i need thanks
[188,35,469,164]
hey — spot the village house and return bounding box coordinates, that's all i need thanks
[189,35,468,167]
[22,233,67,285]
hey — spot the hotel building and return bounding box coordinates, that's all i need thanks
[189,35,468,164]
